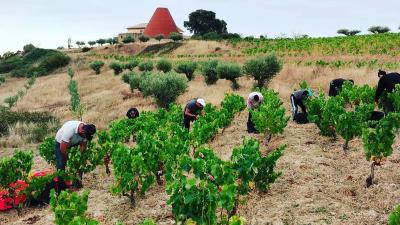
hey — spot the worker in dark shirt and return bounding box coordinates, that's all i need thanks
[329,78,354,97]
[375,70,400,114]
[183,98,206,130]
[290,89,311,120]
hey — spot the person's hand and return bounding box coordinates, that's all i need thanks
[195,115,199,120]
[201,110,205,115]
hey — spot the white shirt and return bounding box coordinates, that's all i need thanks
[56,121,86,146]
[247,92,264,109]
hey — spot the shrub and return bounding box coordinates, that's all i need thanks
[96,39,106,46]
[140,72,188,108]
[156,59,172,73]
[243,54,282,87]
[138,61,154,72]
[216,62,242,89]
[175,61,197,81]
[201,60,219,85]
[81,47,91,53]
[139,35,150,43]
[155,34,164,42]
[122,35,135,44]
[89,61,105,74]
[38,53,71,75]
[23,44,36,53]
[124,59,140,71]
[4,95,19,108]
[169,32,183,42]
[109,62,123,75]
[389,204,400,225]
[123,72,141,93]
[368,26,390,34]
[88,41,96,46]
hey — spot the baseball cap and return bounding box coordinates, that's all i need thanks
[196,98,206,107]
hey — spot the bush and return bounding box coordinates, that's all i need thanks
[243,54,282,87]
[81,47,91,53]
[122,35,135,44]
[138,61,154,72]
[96,39,106,46]
[202,60,219,85]
[23,44,36,54]
[169,32,183,42]
[140,72,188,108]
[202,32,221,40]
[122,72,141,93]
[38,53,71,75]
[175,61,197,81]
[139,35,150,43]
[368,26,390,34]
[124,59,139,71]
[89,61,105,74]
[88,41,96,46]
[156,59,172,73]
[155,34,164,42]
[109,62,123,75]
[216,62,242,89]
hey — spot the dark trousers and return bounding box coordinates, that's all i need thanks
[328,83,339,97]
[54,142,67,193]
[247,112,258,133]
[183,114,195,130]
[383,99,395,115]
[290,94,306,115]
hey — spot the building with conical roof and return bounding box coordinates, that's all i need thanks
[118,7,182,42]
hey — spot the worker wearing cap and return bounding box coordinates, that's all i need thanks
[54,121,96,190]
[247,91,264,133]
[290,89,311,118]
[183,98,206,130]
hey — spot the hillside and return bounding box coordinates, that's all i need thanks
[1,36,400,225]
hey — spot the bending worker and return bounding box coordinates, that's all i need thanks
[247,91,264,133]
[183,98,206,130]
[375,69,400,114]
[329,78,354,97]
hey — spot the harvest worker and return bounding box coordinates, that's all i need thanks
[290,89,312,121]
[183,98,206,130]
[375,69,400,114]
[55,121,96,188]
[126,107,140,119]
[328,78,354,97]
[247,91,264,133]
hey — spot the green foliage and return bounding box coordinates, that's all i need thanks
[337,29,361,36]
[306,92,338,137]
[50,189,98,225]
[4,95,19,108]
[23,44,36,53]
[139,35,150,43]
[244,54,282,87]
[169,32,183,42]
[122,72,141,92]
[89,61,105,74]
[109,62,124,75]
[122,35,135,44]
[138,218,157,225]
[216,62,242,89]
[66,142,104,175]
[156,59,172,73]
[0,151,33,188]
[184,9,227,35]
[388,84,400,112]
[201,60,219,85]
[88,41,96,46]
[174,61,197,81]
[39,136,56,165]
[368,26,390,34]
[140,72,188,108]
[138,61,154,72]
[362,113,400,161]
[155,34,164,42]
[124,59,139,71]
[251,88,289,137]
[96,39,106,46]
[389,204,400,225]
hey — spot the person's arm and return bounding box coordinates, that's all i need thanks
[375,79,385,103]
[60,141,69,161]
[80,141,87,152]
[184,107,197,118]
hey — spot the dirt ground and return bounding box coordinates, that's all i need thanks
[1,44,400,224]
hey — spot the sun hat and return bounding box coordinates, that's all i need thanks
[196,98,206,107]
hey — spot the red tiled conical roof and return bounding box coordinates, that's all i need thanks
[144,8,181,38]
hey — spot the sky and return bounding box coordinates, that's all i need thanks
[0,0,399,54]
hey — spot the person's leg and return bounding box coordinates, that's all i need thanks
[183,115,191,130]
[247,111,256,133]
[297,100,307,113]
[328,83,335,96]
[384,100,395,115]
[290,95,298,118]
[54,142,66,193]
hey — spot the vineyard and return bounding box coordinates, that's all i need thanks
[1,34,400,224]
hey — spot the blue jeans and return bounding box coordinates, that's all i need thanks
[55,142,66,170]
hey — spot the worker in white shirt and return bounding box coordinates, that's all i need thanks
[247,92,264,133]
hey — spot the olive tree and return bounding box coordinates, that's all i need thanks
[243,54,282,87]
[216,62,242,89]
[175,61,197,81]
